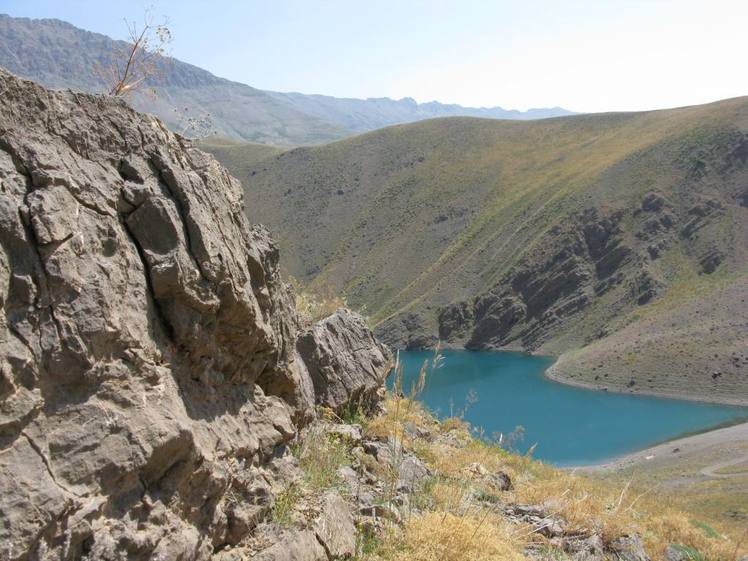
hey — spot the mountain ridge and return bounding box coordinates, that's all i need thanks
[0,13,575,145]
[265,90,575,133]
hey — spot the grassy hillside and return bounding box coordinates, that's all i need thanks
[204,97,748,403]
[196,138,286,168]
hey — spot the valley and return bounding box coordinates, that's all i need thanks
[1,4,747,560]
[203,100,748,405]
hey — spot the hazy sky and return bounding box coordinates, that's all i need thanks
[3,0,748,113]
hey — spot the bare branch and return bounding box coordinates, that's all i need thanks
[96,9,172,97]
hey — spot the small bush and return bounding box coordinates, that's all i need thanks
[354,526,382,560]
[340,402,368,426]
[290,278,347,325]
[690,519,721,539]
[668,544,707,561]
[644,511,739,561]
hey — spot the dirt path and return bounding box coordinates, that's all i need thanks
[700,451,748,478]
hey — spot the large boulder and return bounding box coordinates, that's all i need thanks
[0,69,388,561]
[297,308,392,413]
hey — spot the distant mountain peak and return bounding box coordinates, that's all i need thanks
[0,13,577,144]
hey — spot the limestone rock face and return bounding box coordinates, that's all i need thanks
[298,309,392,413]
[0,69,389,561]
[252,531,327,561]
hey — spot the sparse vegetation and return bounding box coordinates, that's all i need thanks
[293,423,350,490]
[290,277,348,325]
[379,511,527,561]
[271,483,302,527]
[96,10,172,97]
[335,351,748,561]
[356,393,748,561]
[355,527,382,560]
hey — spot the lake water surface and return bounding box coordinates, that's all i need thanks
[394,350,747,466]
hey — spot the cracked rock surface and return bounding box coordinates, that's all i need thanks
[0,69,390,561]
[298,309,391,414]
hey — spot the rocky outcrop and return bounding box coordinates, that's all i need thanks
[375,312,439,351]
[435,171,745,354]
[0,69,390,561]
[438,207,637,350]
[221,491,357,561]
[298,309,391,414]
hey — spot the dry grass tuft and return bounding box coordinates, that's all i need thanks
[424,439,508,478]
[381,511,527,561]
[365,397,434,442]
[365,349,442,444]
[512,470,636,539]
[291,278,347,324]
[512,469,747,560]
[641,509,742,561]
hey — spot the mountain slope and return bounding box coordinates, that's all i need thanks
[204,99,748,404]
[0,14,349,145]
[0,13,573,145]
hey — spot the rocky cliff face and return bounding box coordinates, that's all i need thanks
[431,146,748,404]
[437,206,638,350]
[0,69,390,561]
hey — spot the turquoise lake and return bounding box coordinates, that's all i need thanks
[394,350,747,466]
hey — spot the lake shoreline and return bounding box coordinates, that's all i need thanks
[434,342,748,407]
[571,420,748,475]
[398,349,746,465]
[544,364,748,407]
[544,355,748,470]
[422,346,748,469]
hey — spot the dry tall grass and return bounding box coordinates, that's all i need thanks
[380,511,527,561]
[293,423,349,490]
[357,351,747,561]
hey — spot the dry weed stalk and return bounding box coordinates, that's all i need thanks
[95,10,172,97]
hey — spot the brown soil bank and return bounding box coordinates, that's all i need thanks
[546,273,748,406]
[579,421,748,531]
